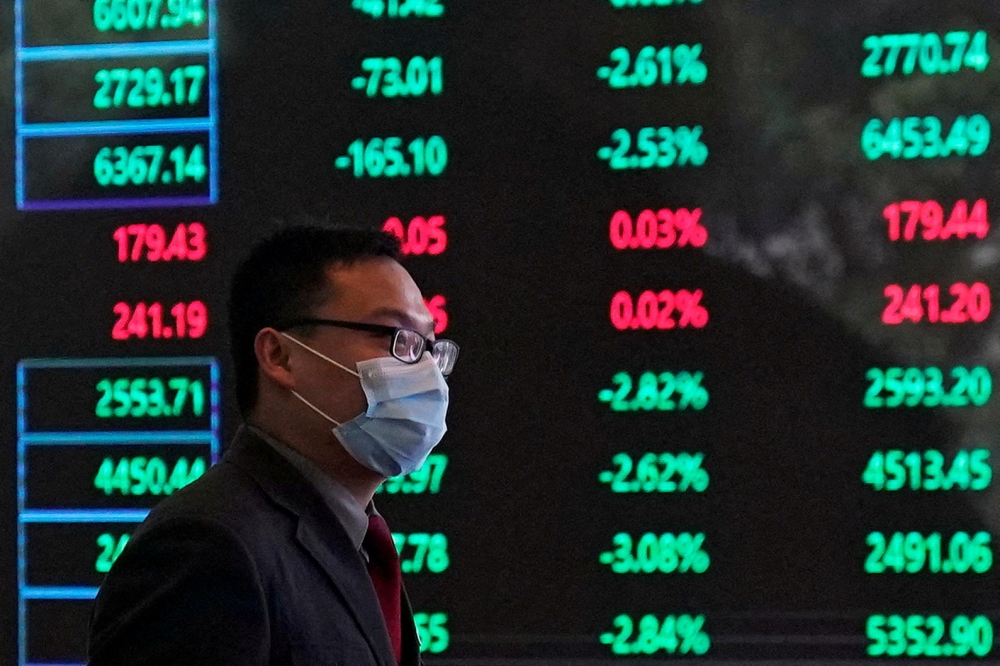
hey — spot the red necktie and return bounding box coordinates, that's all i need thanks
[364,514,403,663]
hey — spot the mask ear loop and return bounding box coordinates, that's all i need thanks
[281,332,361,377]
[289,389,342,427]
[281,332,362,428]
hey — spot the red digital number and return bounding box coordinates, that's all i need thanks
[383,215,447,256]
[424,295,448,334]
[113,223,208,262]
[883,200,988,242]
[610,290,708,331]
[882,283,991,324]
[112,301,209,340]
[609,208,707,250]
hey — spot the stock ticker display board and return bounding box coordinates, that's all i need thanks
[2,0,1000,664]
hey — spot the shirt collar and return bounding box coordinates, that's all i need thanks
[246,424,371,552]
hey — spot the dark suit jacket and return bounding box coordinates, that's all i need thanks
[88,427,422,666]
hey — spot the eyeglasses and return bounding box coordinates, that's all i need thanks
[276,318,459,376]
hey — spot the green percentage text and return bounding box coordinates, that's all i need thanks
[598,126,708,169]
[599,452,709,493]
[599,371,708,412]
[598,45,706,88]
[601,614,710,655]
[600,532,710,574]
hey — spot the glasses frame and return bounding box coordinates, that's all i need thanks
[275,318,458,375]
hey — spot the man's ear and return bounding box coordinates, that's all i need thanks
[255,328,296,389]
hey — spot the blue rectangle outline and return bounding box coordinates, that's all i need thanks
[19,356,217,369]
[15,1,219,211]
[20,195,212,211]
[15,0,25,211]
[22,431,214,444]
[18,122,213,206]
[23,587,100,600]
[207,0,219,203]
[21,40,211,62]
[20,510,151,523]
[17,362,27,666]
[17,357,220,665]
[20,118,211,138]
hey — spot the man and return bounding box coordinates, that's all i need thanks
[88,225,458,666]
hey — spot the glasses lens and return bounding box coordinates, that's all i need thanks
[430,340,459,376]
[393,329,425,363]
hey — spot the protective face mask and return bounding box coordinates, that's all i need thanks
[283,333,449,477]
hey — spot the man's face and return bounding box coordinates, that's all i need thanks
[285,257,435,428]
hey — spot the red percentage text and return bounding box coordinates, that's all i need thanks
[610,208,707,250]
[611,290,708,331]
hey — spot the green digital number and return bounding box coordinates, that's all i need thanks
[863,449,992,491]
[413,612,449,653]
[95,377,206,418]
[390,532,449,574]
[351,0,443,19]
[867,615,993,657]
[94,456,207,496]
[355,56,443,97]
[609,0,703,7]
[861,31,989,78]
[378,454,447,494]
[864,367,992,408]
[95,533,130,572]
[862,115,991,160]
[599,614,710,655]
[93,144,207,187]
[94,65,206,110]
[335,136,448,178]
[93,0,206,32]
[865,531,992,574]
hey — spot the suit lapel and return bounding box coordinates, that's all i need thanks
[401,586,422,666]
[225,427,397,666]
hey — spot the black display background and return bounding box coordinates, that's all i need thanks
[3,0,1000,663]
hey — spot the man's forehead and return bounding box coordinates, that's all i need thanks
[319,258,431,327]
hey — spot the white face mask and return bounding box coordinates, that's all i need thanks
[283,333,449,477]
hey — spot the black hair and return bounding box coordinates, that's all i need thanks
[228,224,401,416]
